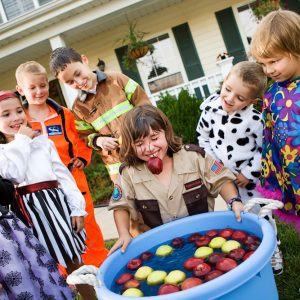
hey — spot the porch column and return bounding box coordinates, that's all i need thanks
[49,35,77,108]
[216,56,234,79]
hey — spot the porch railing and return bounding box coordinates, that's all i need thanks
[149,72,223,104]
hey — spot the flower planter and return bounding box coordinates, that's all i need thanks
[96,211,278,299]
[130,46,150,59]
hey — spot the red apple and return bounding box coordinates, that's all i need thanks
[147,157,163,174]
[181,277,202,290]
[192,262,211,277]
[228,248,246,261]
[194,236,211,247]
[205,270,224,282]
[140,251,153,261]
[231,230,247,242]
[244,236,260,251]
[183,257,204,271]
[115,273,134,285]
[218,228,234,238]
[171,237,184,248]
[206,229,219,238]
[127,258,143,270]
[207,252,226,264]
[242,251,254,261]
[216,258,237,272]
[158,284,180,295]
[123,279,141,290]
[188,233,202,242]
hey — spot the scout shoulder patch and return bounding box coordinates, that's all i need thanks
[211,160,224,174]
[112,184,122,201]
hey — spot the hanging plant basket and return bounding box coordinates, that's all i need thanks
[130,45,150,59]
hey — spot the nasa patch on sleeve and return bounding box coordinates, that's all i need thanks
[112,184,122,201]
[46,125,63,136]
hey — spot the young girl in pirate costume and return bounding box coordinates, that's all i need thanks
[0,91,96,299]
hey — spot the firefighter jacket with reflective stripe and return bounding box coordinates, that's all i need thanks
[73,71,151,178]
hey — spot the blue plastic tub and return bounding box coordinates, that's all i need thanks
[97,212,278,299]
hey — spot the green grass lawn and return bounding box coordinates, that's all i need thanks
[104,219,300,299]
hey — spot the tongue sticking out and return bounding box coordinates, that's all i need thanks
[147,157,163,174]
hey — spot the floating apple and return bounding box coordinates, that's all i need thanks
[123,279,141,290]
[205,270,223,282]
[207,252,226,265]
[122,287,143,297]
[158,284,180,295]
[127,258,143,270]
[232,230,247,242]
[218,228,234,238]
[221,240,241,254]
[228,248,246,261]
[156,245,173,257]
[134,266,153,281]
[194,246,213,258]
[216,258,238,272]
[242,251,254,261]
[194,236,211,247]
[115,273,134,285]
[188,232,202,242]
[193,262,211,277]
[183,257,204,271]
[181,277,202,290]
[147,157,163,174]
[206,229,218,238]
[209,237,226,248]
[171,237,184,248]
[147,271,167,286]
[244,236,260,251]
[165,270,186,285]
[140,251,153,261]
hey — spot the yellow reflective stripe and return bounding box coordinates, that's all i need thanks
[125,79,138,101]
[75,120,93,131]
[106,162,122,175]
[91,100,133,131]
[87,133,99,150]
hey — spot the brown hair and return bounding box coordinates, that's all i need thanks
[120,105,182,166]
[250,10,300,59]
[0,91,22,144]
[49,47,82,77]
[15,61,47,85]
[227,61,267,98]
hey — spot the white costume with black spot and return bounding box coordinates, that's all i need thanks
[196,94,262,202]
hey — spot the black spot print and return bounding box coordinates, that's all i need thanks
[231,118,243,124]
[218,130,224,139]
[237,137,250,146]
[227,145,233,152]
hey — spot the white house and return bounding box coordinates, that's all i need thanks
[0,0,298,107]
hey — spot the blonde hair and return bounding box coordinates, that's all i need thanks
[15,61,48,85]
[250,10,300,59]
[120,105,182,166]
[227,61,267,98]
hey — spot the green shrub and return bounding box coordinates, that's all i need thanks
[84,151,113,205]
[157,90,202,144]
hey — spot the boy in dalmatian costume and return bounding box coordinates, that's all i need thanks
[197,61,267,205]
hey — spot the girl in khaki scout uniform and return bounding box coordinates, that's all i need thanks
[108,105,244,255]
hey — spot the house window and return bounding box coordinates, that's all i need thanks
[136,33,184,94]
[237,3,259,44]
[0,0,53,21]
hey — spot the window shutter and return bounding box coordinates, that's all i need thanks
[285,0,300,13]
[115,46,143,87]
[215,7,247,64]
[172,23,204,80]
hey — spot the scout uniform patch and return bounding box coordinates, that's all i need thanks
[211,160,223,174]
[112,184,122,201]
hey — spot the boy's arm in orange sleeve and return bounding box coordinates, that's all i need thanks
[64,108,93,166]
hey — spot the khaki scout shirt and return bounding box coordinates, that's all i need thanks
[109,146,235,229]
